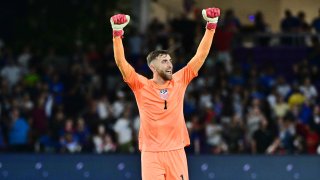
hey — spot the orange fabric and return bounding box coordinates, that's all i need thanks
[113,37,135,80]
[126,63,196,151]
[141,148,188,180]
[112,29,215,152]
[187,29,215,73]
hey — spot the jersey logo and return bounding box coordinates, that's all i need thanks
[159,89,168,100]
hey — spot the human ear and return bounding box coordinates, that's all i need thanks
[149,64,156,72]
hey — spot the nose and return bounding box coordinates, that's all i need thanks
[167,61,173,69]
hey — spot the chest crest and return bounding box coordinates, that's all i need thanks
[159,89,169,100]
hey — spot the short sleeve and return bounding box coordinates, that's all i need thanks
[123,69,147,91]
[173,64,198,85]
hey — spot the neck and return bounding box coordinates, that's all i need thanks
[152,74,168,85]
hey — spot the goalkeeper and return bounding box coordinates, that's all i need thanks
[111,7,220,180]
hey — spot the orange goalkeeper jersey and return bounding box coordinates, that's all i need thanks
[124,63,197,151]
[113,30,214,151]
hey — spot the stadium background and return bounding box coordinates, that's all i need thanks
[0,0,320,179]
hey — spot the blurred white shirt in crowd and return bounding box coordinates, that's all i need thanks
[299,85,318,101]
[1,65,23,87]
[113,117,132,145]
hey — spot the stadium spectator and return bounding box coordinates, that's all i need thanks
[253,11,271,46]
[273,94,290,118]
[1,60,24,88]
[299,77,318,103]
[277,114,296,154]
[280,10,300,45]
[281,10,300,33]
[297,11,311,32]
[275,76,292,99]
[8,108,30,152]
[222,9,241,32]
[224,114,245,153]
[75,117,91,152]
[311,8,320,33]
[17,45,32,69]
[252,118,278,154]
[187,114,206,154]
[93,124,116,153]
[30,96,48,141]
[205,116,227,154]
[304,124,319,154]
[113,108,134,153]
[59,118,81,153]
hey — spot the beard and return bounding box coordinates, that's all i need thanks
[157,68,172,80]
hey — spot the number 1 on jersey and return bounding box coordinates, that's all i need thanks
[164,100,167,109]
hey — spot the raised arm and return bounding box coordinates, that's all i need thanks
[111,14,135,80]
[188,8,220,73]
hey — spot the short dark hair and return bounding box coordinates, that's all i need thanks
[146,50,169,65]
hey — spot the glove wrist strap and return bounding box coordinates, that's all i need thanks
[206,22,217,30]
[113,30,124,38]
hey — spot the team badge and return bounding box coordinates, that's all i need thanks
[159,89,168,100]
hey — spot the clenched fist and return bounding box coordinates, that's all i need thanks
[202,8,220,30]
[110,14,130,37]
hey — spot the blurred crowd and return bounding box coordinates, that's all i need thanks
[0,1,320,155]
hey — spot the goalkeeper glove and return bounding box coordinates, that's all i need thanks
[110,14,130,38]
[202,8,220,30]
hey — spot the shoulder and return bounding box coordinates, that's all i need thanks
[173,64,198,78]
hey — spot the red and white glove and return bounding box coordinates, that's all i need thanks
[110,14,130,38]
[202,8,220,30]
